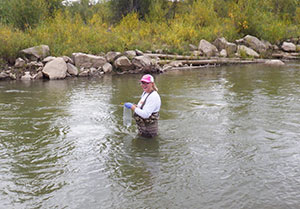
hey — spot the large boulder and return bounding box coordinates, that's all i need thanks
[72,53,106,69]
[213,37,237,56]
[113,56,133,71]
[42,57,67,79]
[237,45,260,58]
[281,42,296,52]
[198,39,218,57]
[20,45,50,61]
[132,55,152,68]
[236,35,268,54]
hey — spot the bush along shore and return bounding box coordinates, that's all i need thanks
[1,34,299,81]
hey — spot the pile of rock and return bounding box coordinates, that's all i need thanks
[0,34,299,81]
[191,35,300,59]
[0,45,162,81]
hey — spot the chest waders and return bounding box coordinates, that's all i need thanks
[133,91,159,138]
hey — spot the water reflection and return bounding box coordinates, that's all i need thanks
[0,80,74,208]
[1,64,300,208]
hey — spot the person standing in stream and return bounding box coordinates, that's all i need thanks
[124,74,161,138]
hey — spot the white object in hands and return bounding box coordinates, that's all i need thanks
[123,106,132,127]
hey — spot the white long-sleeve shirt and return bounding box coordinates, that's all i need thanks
[134,91,161,119]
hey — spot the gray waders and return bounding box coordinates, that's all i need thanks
[133,91,159,138]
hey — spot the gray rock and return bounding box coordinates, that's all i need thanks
[265,60,285,66]
[67,63,78,76]
[198,39,218,57]
[20,45,50,61]
[192,50,203,56]
[132,56,152,68]
[237,45,260,58]
[27,61,43,69]
[72,52,106,69]
[213,37,237,56]
[102,62,113,73]
[78,69,89,77]
[9,73,16,80]
[62,56,74,64]
[105,51,121,63]
[43,56,56,63]
[169,61,183,67]
[0,72,10,80]
[135,49,144,56]
[32,71,44,80]
[281,42,296,52]
[15,58,26,68]
[42,57,67,79]
[114,56,133,71]
[242,35,268,53]
[124,50,137,59]
[220,49,227,57]
[21,72,32,81]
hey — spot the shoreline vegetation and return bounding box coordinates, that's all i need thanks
[1,0,300,81]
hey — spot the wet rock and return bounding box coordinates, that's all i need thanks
[265,60,285,66]
[102,63,113,73]
[78,69,89,77]
[21,72,32,80]
[32,71,44,80]
[0,72,10,80]
[42,57,67,79]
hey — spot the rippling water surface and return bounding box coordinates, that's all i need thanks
[1,64,300,208]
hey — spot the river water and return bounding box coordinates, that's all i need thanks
[0,63,300,209]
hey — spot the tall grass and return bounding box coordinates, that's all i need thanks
[1,0,300,62]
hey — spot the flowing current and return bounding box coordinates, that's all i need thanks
[0,63,300,208]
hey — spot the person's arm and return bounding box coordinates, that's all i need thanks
[134,94,160,118]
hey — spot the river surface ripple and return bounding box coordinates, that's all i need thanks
[0,64,300,208]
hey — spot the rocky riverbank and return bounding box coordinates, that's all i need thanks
[1,35,299,81]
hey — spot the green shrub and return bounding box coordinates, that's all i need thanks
[0,24,32,63]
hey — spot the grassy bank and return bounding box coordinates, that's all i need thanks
[1,0,300,64]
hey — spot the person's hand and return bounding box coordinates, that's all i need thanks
[124,102,133,109]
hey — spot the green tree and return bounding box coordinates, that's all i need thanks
[0,0,64,30]
[109,0,152,23]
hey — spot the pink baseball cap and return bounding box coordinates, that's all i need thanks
[140,74,154,83]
